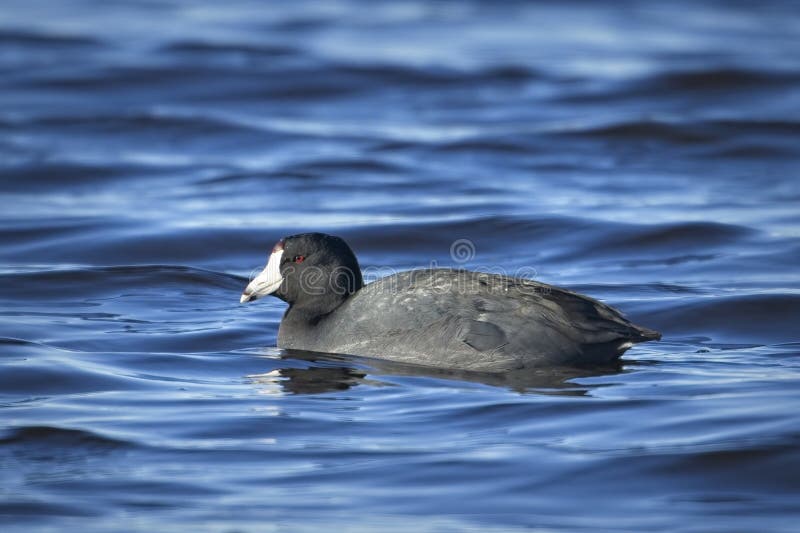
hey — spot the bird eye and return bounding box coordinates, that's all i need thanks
[294,255,305,264]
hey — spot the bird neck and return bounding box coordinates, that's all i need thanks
[278,291,353,346]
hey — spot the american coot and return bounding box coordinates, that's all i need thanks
[240,233,661,371]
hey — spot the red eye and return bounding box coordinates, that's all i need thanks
[294,255,305,264]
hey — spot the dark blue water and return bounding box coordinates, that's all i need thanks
[2,1,800,531]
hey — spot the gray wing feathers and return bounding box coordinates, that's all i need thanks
[324,269,656,369]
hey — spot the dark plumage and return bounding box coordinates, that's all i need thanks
[241,232,661,371]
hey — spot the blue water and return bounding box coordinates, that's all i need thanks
[2,1,800,531]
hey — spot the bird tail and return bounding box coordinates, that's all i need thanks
[629,324,662,343]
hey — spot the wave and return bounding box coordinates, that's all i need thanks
[572,221,754,256]
[0,216,113,248]
[15,65,227,91]
[340,215,757,259]
[431,138,535,155]
[14,58,537,98]
[0,28,100,48]
[0,345,145,395]
[204,62,536,104]
[161,40,300,58]
[553,118,800,147]
[559,67,800,103]
[642,67,800,93]
[0,162,147,192]
[0,223,274,266]
[334,63,536,87]
[0,110,262,136]
[636,293,800,344]
[278,157,406,176]
[557,120,714,144]
[0,265,244,302]
[0,265,270,354]
[0,425,130,448]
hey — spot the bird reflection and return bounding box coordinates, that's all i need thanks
[247,348,627,396]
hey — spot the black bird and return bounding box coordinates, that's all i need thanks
[240,233,661,371]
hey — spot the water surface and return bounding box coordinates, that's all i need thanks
[1,1,800,531]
